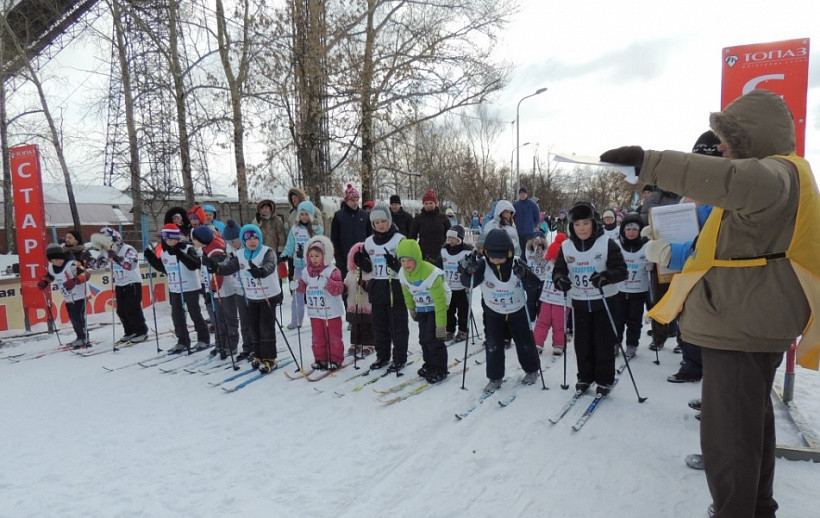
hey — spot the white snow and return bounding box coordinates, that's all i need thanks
[1,290,818,517]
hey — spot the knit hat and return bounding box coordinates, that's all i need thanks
[344,183,360,201]
[546,233,567,261]
[692,130,722,157]
[297,200,316,218]
[389,195,401,205]
[369,204,392,226]
[446,225,465,244]
[188,205,207,224]
[202,204,217,216]
[192,225,214,245]
[519,186,528,194]
[98,227,123,247]
[161,223,181,240]
[242,227,260,242]
[222,219,240,242]
[46,243,66,261]
[602,209,615,220]
[422,189,437,204]
[483,228,514,259]
[363,201,375,210]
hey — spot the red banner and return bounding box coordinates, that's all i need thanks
[721,38,810,156]
[10,144,49,319]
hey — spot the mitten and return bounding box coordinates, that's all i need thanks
[435,326,447,340]
[37,278,49,290]
[645,238,672,267]
[600,146,645,168]
[272,292,284,305]
[353,250,365,268]
[295,245,304,259]
[63,277,77,291]
[640,225,653,239]
[590,271,609,289]
[289,280,299,291]
[512,260,527,279]
[248,263,264,278]
[410,310,418,322]
[202,255,219,274]
[554,275,572,293]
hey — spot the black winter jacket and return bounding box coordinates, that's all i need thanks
[409,208,450,262]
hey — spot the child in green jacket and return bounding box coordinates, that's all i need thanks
[396,238,450,383]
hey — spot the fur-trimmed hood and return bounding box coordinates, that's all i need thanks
[305,235,334,267]
[288,187,308,209]
[709,89,795,159]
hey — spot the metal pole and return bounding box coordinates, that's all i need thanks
[516,88,547,196]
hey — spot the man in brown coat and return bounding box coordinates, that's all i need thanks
[602,89,818,518]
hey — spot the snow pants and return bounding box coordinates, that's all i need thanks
[66,299,87,342]
[701,348,782,518]
[616,292,646,347]
[573,307,617,387]
[533,301,565,348]
[310,316,344,364]
[214,294,240,354]
[483,307,540,381]
[290,267,305,327]
[235,294,252,353]
[446,289,469,334]
[115,282,148,337]
[417,311,447,373]
[170,290,210,346]
[347,311,374,347]
[246,297,278,360]
[371,302,409,366]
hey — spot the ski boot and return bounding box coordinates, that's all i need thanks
[258,359,278,374]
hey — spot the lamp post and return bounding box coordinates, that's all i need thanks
[516,87,547,195]
[510,142,531,200]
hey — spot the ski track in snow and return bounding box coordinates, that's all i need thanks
[1,291,818,517]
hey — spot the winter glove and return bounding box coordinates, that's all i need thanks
[353,250,365,268]
[289,280,299,291]
[80,250,94,265]
[36,278,49,290]
[248,263,265,279]
[410,310,418,322]
[554,274,572,293]
[272,292,284,306]
[384,251,400,272]
[460,253,480,275]
[600,146,645,169]
[295,244,304,260]
[645,238,672,267]
[512,260,528,279]
[436,326,447,341]
[590,271,609,289]
[143,247,156,261]
[63,277,77,291]
[201,255,219,274]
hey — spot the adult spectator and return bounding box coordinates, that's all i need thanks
[601,89,819,518]
[445,208,458,227]
[639,186,681,225]
[254,200,286,254]
[286,187,309,230]
[469,210,481,231]
[409,189,450,262]
[389,194,413,236]
[330,184,370,290]
[512,186,540,255]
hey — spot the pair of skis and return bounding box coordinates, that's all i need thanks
[549,363,628,431]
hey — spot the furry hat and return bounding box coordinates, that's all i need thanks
[546,233,567,261]
[46,242,67,261]
[446,225,465,244]
[305,235,334,267]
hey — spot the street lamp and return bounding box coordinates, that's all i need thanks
[510,142,531,199]
[516,87,547,195]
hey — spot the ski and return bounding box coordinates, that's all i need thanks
[284,368,314,380]
[103,351,170,371]
[571,378,621,432]
[455,390,496,420]
[209,367,258,387]
[221,359,294,393]
[305,360,353,382]
[380,367,467,405]
[316,368,372,395]
[498,393,517,407]
[549,385,595,425]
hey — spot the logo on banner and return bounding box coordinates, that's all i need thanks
[724,55,739,68]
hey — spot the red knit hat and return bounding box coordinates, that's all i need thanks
[422,189,437,204]
[545,233,567,261]
[344,184,360,201]
[161,223,181,240]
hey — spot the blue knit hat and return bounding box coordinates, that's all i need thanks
[192,225,214,245]
[222,219,240,242]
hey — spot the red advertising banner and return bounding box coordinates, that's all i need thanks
[10,144,50,320]
[721,38,810,156]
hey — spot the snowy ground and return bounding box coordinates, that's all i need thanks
[1,290,818,518]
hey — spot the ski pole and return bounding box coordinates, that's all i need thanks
[259,277,302,372]
[470,311,479,346]
[175,260,191,355]
[42,290,63,347]
[599,286,647,403]
[561,292,569,390]
[353,267,361,370]
[145,258,163,354]
[648,267,660,366]
[387,265,401,377]
[110,260,117,351]
[518,270,547,391]
[460,271,475,390]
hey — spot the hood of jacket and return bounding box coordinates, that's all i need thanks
[202,235,227,257]
[164,206,190,228]
[296,200,316,218]
[239,224,264,248]
[188,205,207,225]
[709,89,795,159]
[288,187,308,209]
[257,199,276,213]
[305,235,334,267]
[618,212,646,250]
[396,237,435,282]
[493,199,516,219]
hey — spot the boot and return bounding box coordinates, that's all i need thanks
[453,330,468,342]
[625,345,638,358]
[116,334,134,344]
[425,369,448,384]
[258,359,278,374]
[667,371,702,383]
[169,343,188,354]
[521,371,538,385]
[483,379,503,394]
[370,358,390,370]
[387,361,405,373]
[575,381,591,393]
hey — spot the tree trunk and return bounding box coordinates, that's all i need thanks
[0,76,15,253]
[167,0,194,206]
[111,0,143,238]
[359,0,375,202]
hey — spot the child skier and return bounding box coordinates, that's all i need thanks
[221,219,253,362]
[203,225,282,373]
[397,238,449,383]
[279,200,323,330]
[615,213,650,358]
[354,204,409,373]
[144,224,210,354]
[552,201,627,396]
[481,200,520,256]
[439,225,472,342]
[532,233,568,355]
[192,226,239,359]
[90,227,149,344]
[460,228,542,393]
[296,235,345,369]
[344,242,374,356]
[38,243,91,348]
[525,235,549,321]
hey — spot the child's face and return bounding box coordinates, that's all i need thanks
[64,234,78,246]
[573,219,593,240]
[244,236,259,251]
[229,239,241,249]
[49,258,65,267]
[373,219,390,233]
[500,210,512,222]
[603,216,615,226]
[189,216,201,228]
[625,228,640,240]
[299,212,311,224]
[173,214,183,225]
[400,257,416,272]
[308,248,323,266]
[447,236,460,246]
[165,238,180,247]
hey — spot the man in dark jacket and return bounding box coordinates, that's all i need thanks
[409,189,450,263]
[512,186,540,256]
[330,184,370,297]
[389,194,413,236]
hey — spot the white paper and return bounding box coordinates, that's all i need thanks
[650,202,699,277]
[552,153,639,184]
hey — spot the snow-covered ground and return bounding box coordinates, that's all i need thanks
[1,290,818,518]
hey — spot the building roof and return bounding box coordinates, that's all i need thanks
[1,183,133,228]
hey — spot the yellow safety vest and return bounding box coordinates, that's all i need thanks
[647,154,820,369]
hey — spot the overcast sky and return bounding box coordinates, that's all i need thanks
[490,0,820,174]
